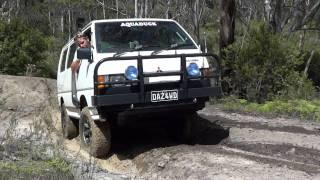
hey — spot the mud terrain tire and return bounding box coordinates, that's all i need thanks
[61,104,78,139]
[79,107,111,158]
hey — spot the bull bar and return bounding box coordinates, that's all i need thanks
[92,53,222,106]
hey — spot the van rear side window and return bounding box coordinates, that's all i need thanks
[60,49,68,72]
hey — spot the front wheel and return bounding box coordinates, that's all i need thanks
[79,107,111,158]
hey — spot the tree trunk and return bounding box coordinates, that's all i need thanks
[8,0,11,23]
[270,0,283,33]
[16,0,20,16]
[149,0,155,17]
[135,0,138,18]
[193,0,200,43]
[144,0,148,18]
[61,15,64,33]
[139,0,144,18]
[219,0,235,56]
[68,8,71,39]
[264,0,271,22]
[166,0,171,19]
[299,27,306,51]
[102,0,106,19]
[48,11,55,35]
[116,0,119,18]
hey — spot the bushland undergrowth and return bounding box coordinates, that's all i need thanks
[223,22,316,103]
[216,22,320,122]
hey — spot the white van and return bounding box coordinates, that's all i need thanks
[57,18,221,157]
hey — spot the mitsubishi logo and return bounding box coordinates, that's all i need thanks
[157,66,163,73]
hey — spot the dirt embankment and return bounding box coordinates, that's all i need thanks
[1,75,320,179]
[0,75,116,179]
[0,75,56,136]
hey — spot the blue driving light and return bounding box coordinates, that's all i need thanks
[187,63,200,77]
[125,66,138,80]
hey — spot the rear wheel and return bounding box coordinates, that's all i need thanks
[61,104,78,139]
[79,107,111,158]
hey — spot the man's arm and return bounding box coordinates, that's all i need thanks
[71,59,81,73]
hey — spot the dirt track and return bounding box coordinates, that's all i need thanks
[1,75,320,179]
[58,105,320,179]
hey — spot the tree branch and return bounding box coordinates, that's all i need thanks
[95,0,104,6]
[304,50,315,77]
[291,1,320,32]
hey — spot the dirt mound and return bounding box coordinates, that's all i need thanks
[0,75,55,111]
[0,75,117,179]
[0,75,56,137]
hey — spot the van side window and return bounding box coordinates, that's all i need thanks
[67,43,77,68]
[60,49,68,72]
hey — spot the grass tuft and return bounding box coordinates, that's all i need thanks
[215,96,320,121]
[0,160,73,179]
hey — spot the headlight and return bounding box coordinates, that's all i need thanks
[125,66,138,80]
[109,75,126,82]
[187,63,200,77]
[97,75,127,89]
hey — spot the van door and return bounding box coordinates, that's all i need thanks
[64,43,78,108]
[75,28,94,106]
[57,47,68,103]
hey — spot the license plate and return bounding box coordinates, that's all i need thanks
[151,90,178,102]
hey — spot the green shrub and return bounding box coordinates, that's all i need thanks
[224,21,316,102]
[0,19,50,77]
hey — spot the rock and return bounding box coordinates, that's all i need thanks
[287,148,296,155]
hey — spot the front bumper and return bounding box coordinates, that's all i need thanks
[92,86,221,106]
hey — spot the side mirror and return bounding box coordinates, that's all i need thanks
[77,48,92,61]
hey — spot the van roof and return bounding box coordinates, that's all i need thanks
[82,18,176,30]
[91,18,175,23]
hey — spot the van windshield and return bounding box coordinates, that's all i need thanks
[95,21,197,53]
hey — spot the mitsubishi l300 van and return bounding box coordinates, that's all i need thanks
[57,18,221,157]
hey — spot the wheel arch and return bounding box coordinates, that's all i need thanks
[80,95,88,110]
[60,97,64,108]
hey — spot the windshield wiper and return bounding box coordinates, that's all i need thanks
[151,43,194,55]
[113,50,130,57]
[135,44,160,50]
[113,45,160,57]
